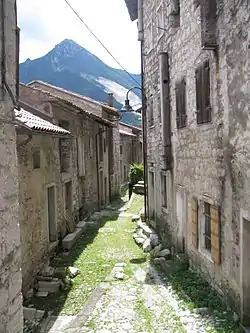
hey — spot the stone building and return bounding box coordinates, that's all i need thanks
[119,122,142,183]
[19,82,121,292]
[0,0,23,332]
[124,0,250,325]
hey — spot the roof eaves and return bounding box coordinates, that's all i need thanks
[124,0,138,21]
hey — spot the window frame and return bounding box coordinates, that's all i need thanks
[33,149,41,170]
[175,77,187,129]
[198,200,213,260]
[195,60,211,124]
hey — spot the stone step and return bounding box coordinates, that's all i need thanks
[62,228,83,251]
[76,220,87,232]
[38,280,60,294]
[133,184,145,195]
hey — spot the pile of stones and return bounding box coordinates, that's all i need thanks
[132,215,171,263]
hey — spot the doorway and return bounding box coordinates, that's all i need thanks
[176,188,185,252]
[65,181,73,230]
[99,170,104,206]
[47,186,57,242]
[241,217,250,325]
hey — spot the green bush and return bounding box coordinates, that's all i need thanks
[129,163,144,186]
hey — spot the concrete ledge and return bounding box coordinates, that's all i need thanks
[62,228,83,251]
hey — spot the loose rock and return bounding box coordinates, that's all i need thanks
[132,215,140,222]
[67,266,81,278]
[150,233,160,247]
[157,249,171,259]
[152,243,163,257]
[143,238,152,252]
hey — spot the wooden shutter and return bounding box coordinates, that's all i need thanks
[180,79,187,127]
[175,82,181,129]
[211,205,221,265]
[203,60,211,122]
[200,0,217,49]
[192,198,199,249]
[195,67,203,124]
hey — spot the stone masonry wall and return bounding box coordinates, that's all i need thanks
[0,0,23,332]
[17,134,63,293]
[143,0,249,313]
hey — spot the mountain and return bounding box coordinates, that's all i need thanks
[20,39,142,127]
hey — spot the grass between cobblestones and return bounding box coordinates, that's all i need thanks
[155,260,241,333]
[24,189,240,333]
[24,190,145,316]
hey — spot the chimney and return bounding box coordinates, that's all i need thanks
[107,93,114,107]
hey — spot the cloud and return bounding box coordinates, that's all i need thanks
[17,0,141,73]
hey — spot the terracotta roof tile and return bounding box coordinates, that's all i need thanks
[15,108,70,135]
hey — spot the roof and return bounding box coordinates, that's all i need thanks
[119,129,136,137]
[27,80,120,116]
[119,121,142,132]
[124,0,138,21]
[15,108,70,135]
[20,83,116,127]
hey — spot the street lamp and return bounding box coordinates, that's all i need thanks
[122,86,148,224]
[122,86,143,112]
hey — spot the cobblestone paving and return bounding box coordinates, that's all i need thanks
[33,193,238,333]
[76,263,215,333]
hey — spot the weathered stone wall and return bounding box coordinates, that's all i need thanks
[0,0,23,331]
[143,0,250,315]
[17,134,63,293]
[120,134,133,183]
[110,120,121,199]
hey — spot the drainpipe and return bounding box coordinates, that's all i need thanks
[137,0,149,223]
[1,0,6,94]
[159,52,172,170]
[95,130,100,210]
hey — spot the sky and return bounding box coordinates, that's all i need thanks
[17,0,141,74]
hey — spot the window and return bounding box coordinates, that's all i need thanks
[161,174,167,208]
[33,149,40,169]
[171,0,180,15]
[192,198,221,264]
[204,202,211,251]
[104,137,106,153]
[156,4,164,40]
[120,145,123,155]
[195,60,211,124]
[175,78,187,129]
[170,0,180,28]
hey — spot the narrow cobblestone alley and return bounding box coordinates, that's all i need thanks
[24,190,240,333]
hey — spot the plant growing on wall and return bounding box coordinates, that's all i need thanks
[129,163,144,186]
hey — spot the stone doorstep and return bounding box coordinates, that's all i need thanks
[23,307,45,321]
[38,280,60,293]
[62,228,83,251]
[76,220,87,231]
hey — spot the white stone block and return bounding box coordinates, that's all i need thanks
[62,228,83,250]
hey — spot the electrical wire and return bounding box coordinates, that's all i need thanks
[62,0,141,87]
